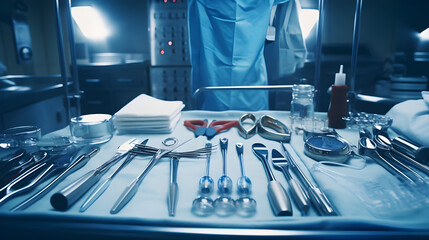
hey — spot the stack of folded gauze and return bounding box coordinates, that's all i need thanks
[113,94,185,134]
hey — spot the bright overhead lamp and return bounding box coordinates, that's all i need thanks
[419,27,429,40]
[71,6,110,40]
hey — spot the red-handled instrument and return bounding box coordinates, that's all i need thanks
[184,119,208,137]
[184,119,238,139]
[205,120,238,139]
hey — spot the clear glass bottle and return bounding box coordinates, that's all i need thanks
[291,84,315,118]
[290,84,315,133]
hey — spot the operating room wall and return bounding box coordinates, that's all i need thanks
[0,0,62,76]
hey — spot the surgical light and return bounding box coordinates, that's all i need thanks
[419,27,429,40]
[71,6,110,40]
[299,9,319,39]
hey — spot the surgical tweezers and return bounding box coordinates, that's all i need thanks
[11,147,99,211]
[79,140,149,212]
[0,147,80,207]
[111,138,193,214]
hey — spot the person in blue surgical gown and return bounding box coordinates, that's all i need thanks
[188,0,306,111]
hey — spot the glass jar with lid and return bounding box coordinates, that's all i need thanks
[290,84,315,119]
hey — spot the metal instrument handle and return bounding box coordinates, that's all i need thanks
[281,142,338,216]
[281,143,313,188]
[50,170,101,211]
[288,178,310,215]
[205,143,212,176]
[267,181,292,216]
[236,143,245,176]
[80,177,111,212]
[168,182,179,216]
[308,186,337,216]
[372,151,414,183]
[110,177,140,214]
[12,147,99,211]
[220,138,228,176]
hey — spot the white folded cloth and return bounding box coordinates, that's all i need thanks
[113,94,185,134]
[386,91,429,146]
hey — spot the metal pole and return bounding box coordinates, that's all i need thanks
[54,0,72,125]
[313,0,324,112]
[349,0,363,111]
[65,0,81,118]
[192,85,294,110]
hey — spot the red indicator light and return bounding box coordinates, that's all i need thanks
[160,49,165,55]
[168,41,173,46]
[164,0,167,3]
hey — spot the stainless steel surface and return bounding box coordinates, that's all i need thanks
[280,142,338,216]
[50,138,139,211]
[12,147,99,211]
[79,139,148,212]
[252,143,292,216]
[272,149,310,215]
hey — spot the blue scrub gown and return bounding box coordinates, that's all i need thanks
[188,0,288,110]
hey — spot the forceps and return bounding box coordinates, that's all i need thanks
[0,146,80,207]
[12,147,99,211]
[80,139,148,212]
[111,137,193,214]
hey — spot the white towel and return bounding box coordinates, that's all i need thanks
[114,94,184,120]
[113,94,185,134]
[386,91,429,147]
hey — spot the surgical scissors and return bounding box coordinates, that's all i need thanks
[184,119,238,139]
